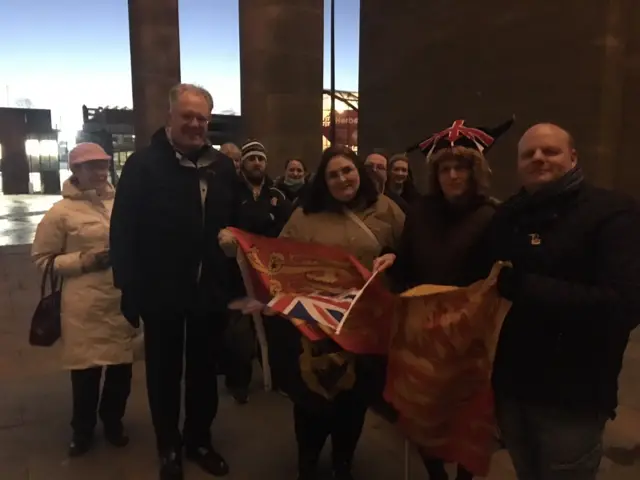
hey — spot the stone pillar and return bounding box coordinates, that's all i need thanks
[358,0,640,198]
[128,0,181,150]
[0,110,29,194]
[239,0,324,174]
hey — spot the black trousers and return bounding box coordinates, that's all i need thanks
[143,309,223,452]
[421,455,474,480]
[293,391,368,472]
[70,364,132,437]
[220,312,255,391]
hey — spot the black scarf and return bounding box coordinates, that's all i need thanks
[507,165,584,213]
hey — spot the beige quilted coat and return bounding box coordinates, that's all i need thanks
[31,180,137,370]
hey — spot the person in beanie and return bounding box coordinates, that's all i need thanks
[32,142,137,457]
[219,139,293,403]
[236,140,293,237]
[374,118,513,480]
[475,123,640,480]
[110,84,242,480]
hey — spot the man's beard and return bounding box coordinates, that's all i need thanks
[243,170,264,185]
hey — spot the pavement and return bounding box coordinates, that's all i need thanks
[1,195,640,479]
[0,195,59,247]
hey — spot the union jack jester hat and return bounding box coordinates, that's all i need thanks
[407,116,515,161]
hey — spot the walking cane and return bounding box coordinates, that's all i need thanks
[404,440,411,480]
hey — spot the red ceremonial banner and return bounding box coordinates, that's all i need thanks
[227,228,511,475]
[228,227,395,355]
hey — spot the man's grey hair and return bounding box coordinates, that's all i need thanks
[168,83,214,113]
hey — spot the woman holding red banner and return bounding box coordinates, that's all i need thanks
[277,145,405,480]
[373,118,513,480]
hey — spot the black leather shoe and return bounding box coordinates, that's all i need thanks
[159,449,183,480]
[297,468,319,480]
[68,433,93,457]
[104,424,129,447]
[229,386,249,405]
[186,445,229,476]
[332,463,355,480]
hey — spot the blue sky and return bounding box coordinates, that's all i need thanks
[0,0,360,139]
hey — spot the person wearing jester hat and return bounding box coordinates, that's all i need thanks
[373,117,513,480]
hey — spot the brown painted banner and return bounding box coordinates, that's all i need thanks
[385,269,511,475]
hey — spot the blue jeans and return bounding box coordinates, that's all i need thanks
[496,396,607,480]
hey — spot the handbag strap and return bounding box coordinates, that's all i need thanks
[40,256,61,298]
[344,209,381,249]
[40,257,54,298]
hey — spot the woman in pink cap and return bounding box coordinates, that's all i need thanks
[31,142,137,457]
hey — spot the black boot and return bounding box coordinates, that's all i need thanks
[455,464,473,480]
[297,466,319,480]
[297,450,320,480]
[421,455,449,480]
[159,448,183,480]
[332,461,355,480]
[68,432,93,457]
[186,445,230,477]
[228,386,249,405]
[104,422,129,447]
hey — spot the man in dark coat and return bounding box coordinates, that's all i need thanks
[110,84,242,480]
[480,123,640,480]
[220,139,293,403]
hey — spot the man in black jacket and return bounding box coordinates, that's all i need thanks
[481,123,640,480]
[236,140,293,237]
[110,84,241,480]
[220,139,293,403]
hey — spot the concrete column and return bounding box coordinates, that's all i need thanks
[128,0,181,150]
[239,0,324,174]
[358,0,640,198]
[0,117,29,194]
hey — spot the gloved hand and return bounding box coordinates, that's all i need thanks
[80,249,111,273]
[218,228,238,258]
[120,289,140,328]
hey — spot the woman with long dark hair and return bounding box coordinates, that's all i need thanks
[277,145,405,480]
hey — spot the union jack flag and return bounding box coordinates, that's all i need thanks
[418,119,495,158]
[406,117,514,160]
[268,290,359,333]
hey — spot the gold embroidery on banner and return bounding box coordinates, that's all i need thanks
[245,245,358,294]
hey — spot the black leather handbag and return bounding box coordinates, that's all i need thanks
[29,256,62,347]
